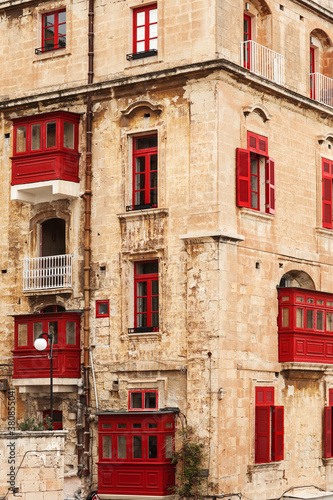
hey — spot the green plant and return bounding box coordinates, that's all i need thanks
[171,426,216,500]
[18,416,53,431]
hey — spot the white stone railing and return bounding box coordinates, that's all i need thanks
[241,40,285,85]
[23,254,72,291]
[310,72,333,108]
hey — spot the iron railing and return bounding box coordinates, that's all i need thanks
[241,40,285,85]
[309,72,333,108]
[23,254,72,291]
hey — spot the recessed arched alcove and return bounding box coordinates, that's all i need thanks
[279,270,315,290]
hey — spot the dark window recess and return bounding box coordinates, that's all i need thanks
[126,49,158,61]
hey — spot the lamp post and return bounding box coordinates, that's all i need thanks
[34,332,53,429]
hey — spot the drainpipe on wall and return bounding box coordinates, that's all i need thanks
[81,0,94,478]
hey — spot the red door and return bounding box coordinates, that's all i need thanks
[243,14,252,69]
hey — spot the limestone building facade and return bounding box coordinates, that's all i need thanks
[2,0,333,499]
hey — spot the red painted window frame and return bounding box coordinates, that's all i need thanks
[236,132,275,214]
[128,390,158,411]
[322,158,333,229]
[325,389,333,457]
[133,4,157,53]
[132,134,158,209]
[243,14,252,69]
[255,387,284,464]
[310,46,315,99]
[134,261,159,332]
[96,300,110,318]
[42,9,66,52]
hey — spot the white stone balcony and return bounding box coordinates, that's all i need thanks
[23,254,72,292]
[241,40,285,85]
[310,72,333,108]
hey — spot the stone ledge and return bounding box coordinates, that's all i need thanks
[239,207,274,223]
[247,462,282,473]
[117,208,169,221]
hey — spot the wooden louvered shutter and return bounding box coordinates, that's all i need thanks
[247,131,268,155]
[272,406,284,461]
[265,158,275,215]
[255,406,270,463]
[325,406,332,458]
[322,159,333,229]
[236,148,251,208]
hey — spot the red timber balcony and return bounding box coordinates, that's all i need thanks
[12,311,81,394]
[97,409,178,500]
[278,287,333,364]
[23,254,72,292]
[11,111,80,204]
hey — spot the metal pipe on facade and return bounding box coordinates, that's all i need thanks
[81,0,94,478]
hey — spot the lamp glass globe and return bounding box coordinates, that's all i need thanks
[34,337,48,351]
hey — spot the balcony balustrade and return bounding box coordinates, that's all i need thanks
[241,40,285,85]
[23,254,72,291]
[310,72,333,108]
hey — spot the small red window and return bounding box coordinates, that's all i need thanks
[133,4,157,54]
[129,390,158,411]
[41,9,66,53]
[96,300,109,318]
[129,261,159,334]
[322,158,333,229]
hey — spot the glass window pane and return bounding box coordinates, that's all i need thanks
[136,262,158,275]
[58,25,66,37]
[317,310,324,330]
[165,422,173,428]
[149,24,157,38]
[148,423,157,428]
[117,436,127,459]
[117,423,126,429]
[327,312,333,332]
[165,435,173,459]
[31,124,41,150]
[63,122,74,149]
[151,296,159,312]
[282,296,289,302]
[137,313,147,327]
[133,423,141,428]
[150,189,158,206]
[103,436,112,458]
[307,309,314,329]
[135,190,145,206]
[135,136,157,150]
[137,297,147,313]
[66,322,76,345]
[327,301,333,307]
[150,154,157,171]
[133,436,142,458]
[151,312,159,327]
[317,299,324,305]
[46,122,56,148]
[282,308,289,328]
[131,392,142,409]
[149,8,157,23]
[136,41,145,52]
[18,324,28,346]
[145,392,157,409]
[137,11,145,25]
[137,26,145,41]
[307,298,314,304]
[150,172,158,189]
[48,321,58,344]
[59,11,66,23]
[44,14,54,27]
[296,296,304,302]
[16,126,26,152]
[58,36,66,48]
[149,38,157,50]
[45,39,55,51]
[102,423,111,429]
[296,309,303,328]
[33,322,43,344]
[135,157,146,173]
[148,435,158,459]
[98,302,108,316]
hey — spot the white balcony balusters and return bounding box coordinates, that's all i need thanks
[241,40,285,85]
[23,254,72,291]
[309,73,333,108]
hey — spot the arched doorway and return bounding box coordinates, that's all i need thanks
[41,218,66,257]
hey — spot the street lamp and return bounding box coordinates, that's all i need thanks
[34,332,54,429]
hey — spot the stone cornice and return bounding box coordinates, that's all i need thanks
[1,58,333,122]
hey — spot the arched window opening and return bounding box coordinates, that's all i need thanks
[40,305,66,313]
[279,270,315,290]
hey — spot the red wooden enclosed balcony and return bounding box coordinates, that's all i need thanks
[11,111,80,204]
[97,410,177,499]
[13,311,81,383]
[278,288,333,364]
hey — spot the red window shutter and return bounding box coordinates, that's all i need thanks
[265,158,275,215]
[325,406,332,458]
[329,389,333,407]
[255,406,270,463]
[236,148,251,208]
[323,159,333,229]
[272,406,284,461]
[247,131,268,155]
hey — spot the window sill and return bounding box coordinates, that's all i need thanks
[121,331,161,342]
[126,49,158,61]
[247,462,282,473]
[239,207,274,223]
[33,48,71,63]
[323,457,333,465]
[117,207,169,221]
[316,227,333,239]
